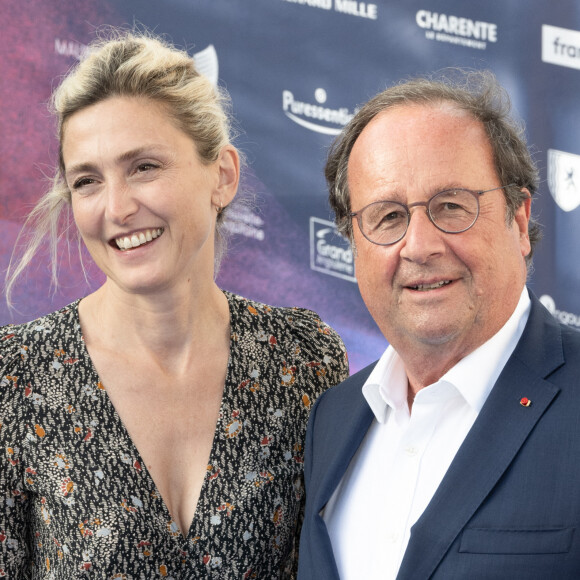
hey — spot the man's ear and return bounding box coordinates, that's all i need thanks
[514,188,532,258]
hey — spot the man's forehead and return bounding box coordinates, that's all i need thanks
[356,102,478,144]
[349,103,488,173]
[347,102,496,202]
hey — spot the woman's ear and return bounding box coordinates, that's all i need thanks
[212,145,240,208]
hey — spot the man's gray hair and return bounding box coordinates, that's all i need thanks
[325,69,541,263]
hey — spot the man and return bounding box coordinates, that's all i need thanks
[298,70,580,579]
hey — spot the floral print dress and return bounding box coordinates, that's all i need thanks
[0,291,349,579]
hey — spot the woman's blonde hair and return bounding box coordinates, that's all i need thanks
[6,29,241,306]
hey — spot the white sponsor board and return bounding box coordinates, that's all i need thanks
[542,25,580,70]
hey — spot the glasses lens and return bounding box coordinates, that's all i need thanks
[360,201,408,245]
[429,189,479,233]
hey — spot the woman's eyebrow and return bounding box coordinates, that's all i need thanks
[65,145,167,177]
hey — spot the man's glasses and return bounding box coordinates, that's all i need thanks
[350,184,515,246]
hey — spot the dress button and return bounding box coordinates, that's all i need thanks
[405,445,418,457]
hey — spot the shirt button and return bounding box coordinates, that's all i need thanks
[386,532,399,543]
[405,445,418,456]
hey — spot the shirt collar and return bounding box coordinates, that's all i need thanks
[363,346,407,423]
[363,287,531,422]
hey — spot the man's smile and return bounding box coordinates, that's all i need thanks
[407,280,453,291]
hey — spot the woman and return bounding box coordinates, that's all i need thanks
[0,31,348,578]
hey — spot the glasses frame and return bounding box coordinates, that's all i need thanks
[349,184,516,246]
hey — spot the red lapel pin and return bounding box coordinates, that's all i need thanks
[520,397,531,407]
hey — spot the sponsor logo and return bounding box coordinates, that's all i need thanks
[334,0,377,19]
[281,0,377,20]
[54,38,89,60]
[415,10,498,50]
[54,39,219,86]
[310,217,356,282]
[283,88,355,135]
[547,149,580,212]
[282,0,331,9]
[540,295,580,328]
[224,207,265,241]
[192,45,219,86]
[542,25,580,70]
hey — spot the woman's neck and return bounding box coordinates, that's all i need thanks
[78,279,231,375]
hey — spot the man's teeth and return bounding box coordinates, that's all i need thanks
[411,280,452,291]
[115,228,163,251]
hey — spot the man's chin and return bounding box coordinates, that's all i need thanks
[388,319,470,349]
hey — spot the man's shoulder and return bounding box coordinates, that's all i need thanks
[560,318,580,347]
[508,294,580,402]
[516,293,580,367]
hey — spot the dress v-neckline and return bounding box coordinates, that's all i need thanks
[73,297,235,543]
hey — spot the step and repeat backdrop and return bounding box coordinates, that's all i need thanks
[1,0,579,372]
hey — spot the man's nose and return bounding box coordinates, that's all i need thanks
[399,205,446,263]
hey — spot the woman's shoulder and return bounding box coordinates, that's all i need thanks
[224,291,349,374]
[226,291,336,336]
[0,300,81,374]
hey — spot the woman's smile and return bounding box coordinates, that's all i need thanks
[113,228,165,251]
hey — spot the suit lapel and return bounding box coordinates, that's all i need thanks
[397,296,564,579]
[310,365,376,512]
[301,365,376,580]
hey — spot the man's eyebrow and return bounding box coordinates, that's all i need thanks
[436,183,472,191]
[415,183,472,198]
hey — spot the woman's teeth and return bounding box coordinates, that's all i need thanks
[115,228,164,251]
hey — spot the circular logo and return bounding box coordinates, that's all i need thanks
[314,88,327,104]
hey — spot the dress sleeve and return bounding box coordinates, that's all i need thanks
[286,307,350,392]
[0,325,33,575]
[273,308,348,578]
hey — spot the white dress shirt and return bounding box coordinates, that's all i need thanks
[323,288,531,580]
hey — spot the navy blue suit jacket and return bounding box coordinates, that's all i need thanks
[298,294,580,579]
